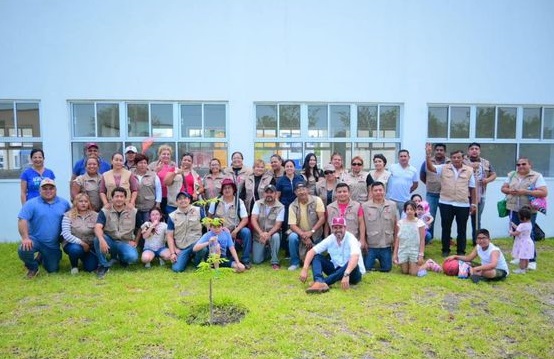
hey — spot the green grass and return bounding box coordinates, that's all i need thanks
[1,239,554,359]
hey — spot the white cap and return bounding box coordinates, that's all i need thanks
[124,145,138,153]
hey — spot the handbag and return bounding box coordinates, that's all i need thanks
[497,198,508,218]
[530,196,547,215]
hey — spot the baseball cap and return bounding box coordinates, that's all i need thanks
[264,184,277,192]
[125,145,138,153]
[176,191,192,200]
[323,163,335,172]
[40,178,56,188]
[294,182,307,190]
[331,217,346,227]
[85,142,99,149]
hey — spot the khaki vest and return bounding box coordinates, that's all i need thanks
[166,169,202,208]
[252,199,284,242]
[74,173,102,211]
[213,196,245,230]
[425,157,449,194]
[136,170,157,211]
[362,199,397,248]
[101,207,137,241]
[344,171,369,202]
[223,166,253,196]
[168,206,203,249]
[244,171,274,215]
[289,195,324,241]
[203,172,230,200]
[439,164,473,203]
[506,170,541,212]
[326,200,361,239]
[315,179,337,206]
[463,157,493,198]
[64,210,98,245]
[103,169,132,202]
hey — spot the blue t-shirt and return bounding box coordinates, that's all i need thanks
[72,158,111,176]
[196,230,234,259]
[276,174,304,207]
[20,167,56,201]
[18,196,71,249]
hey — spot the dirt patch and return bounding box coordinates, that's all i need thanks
[185,303,247,326]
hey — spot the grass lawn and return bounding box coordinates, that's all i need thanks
[1,239,553,359]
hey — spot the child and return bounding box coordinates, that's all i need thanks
[393,200,426,276]
[400,194,423,219]
[140,208,171,268]
[416,201,434,244]
[509,206,534,274]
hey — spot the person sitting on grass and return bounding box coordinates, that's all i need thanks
[393,200,426,276]
[193,218,246,273]
[299,217,365,293]
[140,207,171,268]
[446,228,509,283]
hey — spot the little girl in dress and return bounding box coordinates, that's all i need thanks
[509,206,534,274]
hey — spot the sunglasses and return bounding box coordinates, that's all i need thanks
[351,162,363,166]
[324,171,335,175]
[516,163,528,167]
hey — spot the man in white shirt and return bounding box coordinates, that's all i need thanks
[299,217,365,293]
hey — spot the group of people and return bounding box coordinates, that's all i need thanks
[17,142,548,292]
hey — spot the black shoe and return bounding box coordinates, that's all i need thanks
[244,262,252,270]
[97,266,109,279]
[470,274,482,284]
[442,252,450,258]
[26,267,39,279]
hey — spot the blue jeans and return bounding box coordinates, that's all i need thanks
[363,247,392,272]
[425,192,440,238]
[510,210,537,262]
[439,203,469,255]
[93,234,138,267]
[63,242,98,272]
[234,227,252,264]
[424,230,432,245]
[18,240,62,273]
[311,254,362,285]
[288,232,303,266]
[470,199,486,246]
[252,233,280,265]
[172,243,205,272]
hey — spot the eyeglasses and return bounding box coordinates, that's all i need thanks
[476,236,488,240]
[324,171,335,175]
[516,163,528,167]
[351,163,363,166]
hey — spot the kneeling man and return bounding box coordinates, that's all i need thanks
[300,217,365,293]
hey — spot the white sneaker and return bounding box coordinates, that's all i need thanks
[144,262,151,269]
[288,264,299,271]
[527,262,537,270]
[513,268,526,274]
[70,267,79,275]
[510,258,520,265]
[159,258,166,266]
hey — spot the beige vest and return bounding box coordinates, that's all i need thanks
[244,171,274,215]
[101,207,137,241]
[326,200,361,239]
[439,164,473,203]
[136,170,157,211]
[223,166,253,196]
[166,169,202,207]
[213,196,245,231]
[65,210,98,245]
[74,173,102,211]
[362,199,397,248]
[203,172,230,200]
[425,157,449,194]
[315,179,337,206]
[289,195,324,241]
[103,170,132,202]
[506,170,541,212]
[344,171,369,202]
[168,206,203,249]
[252,199,284,242]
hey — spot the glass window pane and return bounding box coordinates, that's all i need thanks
[138,142,177,164]
[127,103,148,137]
[522,108,541,139]
[256,105,277,138]
[306,142,352,167]
[177,142,228,176]
[449,142,516,177]
[0,102,15,137]
[97,103,119,137]
[16,103,40,137]
[254,142,303,169]
[181,104,202,138]
[357,105,377,137]
[476,106,495,138]
[450,106,470,138]
[520,144,554,177]
[379,105,399,138]
[330,105,350,138]
[151,104,173,137]
[72,103,95,137]
[71,142,121,169]
[544,108,554,140]
[497,107,516,139]
[279,104,300,138]
[308,105,328,138]
[428,106,447,138]
[0,142,42,179]
[204,104,226,138]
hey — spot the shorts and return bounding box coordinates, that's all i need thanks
[487,269,508,281]
[397,248,419,264]
[143,248,169,257]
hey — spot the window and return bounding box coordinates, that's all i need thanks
[0,101,42,178]
[71,101,228,175]
[428,104,554,177]
[255,102,402,170]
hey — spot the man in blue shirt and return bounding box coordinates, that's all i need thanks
[18,178,71,278]
[71,142,111,180]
